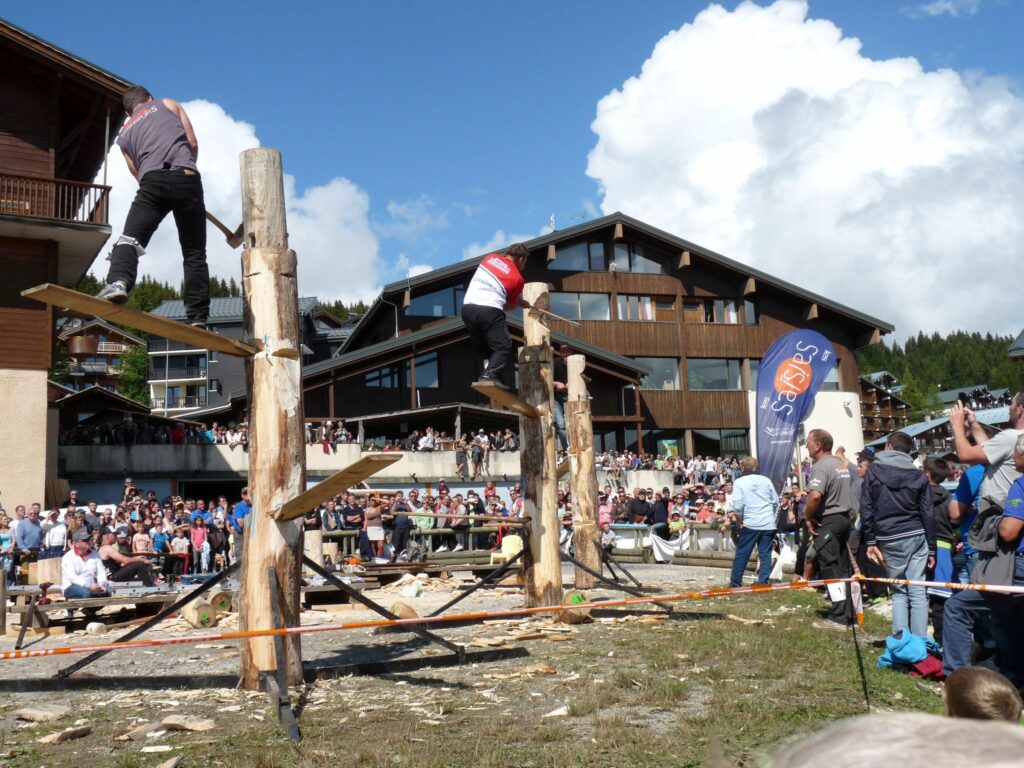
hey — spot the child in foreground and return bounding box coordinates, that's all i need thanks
[943,666,1022,723]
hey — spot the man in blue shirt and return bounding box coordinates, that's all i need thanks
[729,457,779,587]
[15,504,42,556]
[950,463,985,578]
[230,487,251,562]
[943,432,1024,686]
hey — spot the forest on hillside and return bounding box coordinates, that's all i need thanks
[855,330,1023,416]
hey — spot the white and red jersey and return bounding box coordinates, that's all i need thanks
[463,253,525,311]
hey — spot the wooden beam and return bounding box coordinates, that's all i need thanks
[566,355,599,589]
[546,243,556,263]
[857,328,882,347]
[21,284,256,357]
[237,148,304,690]
[275,455,404,521]
[519,282,562,608]
[471,381,539,418]
[742,277,756,296]
[613,221,624,240]
[803,303,819,321]
[678,249,691,269]
[402,288,411,310]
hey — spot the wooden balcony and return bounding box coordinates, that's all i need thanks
[0,172,110,226]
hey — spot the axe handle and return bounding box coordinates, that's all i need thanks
[205,212,244,248]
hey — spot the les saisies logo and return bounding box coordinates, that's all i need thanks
[773,356,812,397]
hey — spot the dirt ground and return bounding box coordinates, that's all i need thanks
[0,564,938,767]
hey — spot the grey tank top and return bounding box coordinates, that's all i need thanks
[116,100,197,179]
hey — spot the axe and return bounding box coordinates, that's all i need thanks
[205,212,244,249]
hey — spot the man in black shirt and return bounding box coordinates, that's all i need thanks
[388,491,414,558]
[341,493,364,530]
[650,486,672,540]
[627,489,651,525]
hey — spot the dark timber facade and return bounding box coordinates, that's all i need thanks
[303,213,893,456]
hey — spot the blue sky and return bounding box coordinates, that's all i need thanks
[5,1,1023,334]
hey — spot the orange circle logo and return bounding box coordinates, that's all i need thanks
[774,357,812,396]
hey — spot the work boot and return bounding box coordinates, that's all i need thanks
[97,280,128,303]
[477,375,509,391]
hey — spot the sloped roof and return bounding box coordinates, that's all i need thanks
[936,385,991,405]
[378,212,894,332]
[1010,329,1024,359]
[152,296,318,323]
[58,317,144,345]
[305,316,652,379]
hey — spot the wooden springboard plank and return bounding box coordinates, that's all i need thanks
[21,283,256,357]
[470,381,539,419]
[274,454,404,521]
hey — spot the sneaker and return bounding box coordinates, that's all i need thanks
[477,376,510,391]
[97,280,128,303]
[453,544,465,552]
[436,545,449,553]
[189,321,208,330]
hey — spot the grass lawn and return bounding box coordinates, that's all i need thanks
[0,588,937,768]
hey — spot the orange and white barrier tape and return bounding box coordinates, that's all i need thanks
[855,574,1024,595]
[0,578,846,662]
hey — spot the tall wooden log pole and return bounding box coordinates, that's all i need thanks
[566,354,600,589]
[519,283,563,607]
[238,148,305,688]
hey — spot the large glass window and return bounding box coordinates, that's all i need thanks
[682,297,750,324]
[551,240,607,272]
[688,358,742,390]
[636,358,680,390]
[613,241,666,274]
[405,351,439,389]
[692,428,749,458]
[550,292,610,322]
[749,359,760,390]
[744,297,759,324]
[406,286,465,317]
[617,295,653,321]
[366,364,401,388]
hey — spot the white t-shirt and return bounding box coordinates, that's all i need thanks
[981,428,1024,506]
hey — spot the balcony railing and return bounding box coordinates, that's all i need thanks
[72,362,120,375]
[97,342,128,354]
[148,367,206,380]
[148,339,204,353]
[150,396,207,410]
[0,172,109,225]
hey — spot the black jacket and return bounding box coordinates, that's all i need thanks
[930,483,953,543]
[860,450,935,553]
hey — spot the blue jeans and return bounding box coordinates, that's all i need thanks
[880,533,930,637]
[730,528,775,587]
[553,398,567,451]
[943,556,1024,686]
[64,584,99,599]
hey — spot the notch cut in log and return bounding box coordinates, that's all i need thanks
[21,284,256,357]
[274,454,404,521]
[471,380,539,419]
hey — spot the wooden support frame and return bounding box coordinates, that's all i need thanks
[546,243,557,263]
[566,355,599,589]
[804,303,819,321]
[237,148,305,690]
[742,277,756,296]
[519,282,563,608]
[21,284,256,357]
[274,454,403,521]
[678,249,691,269]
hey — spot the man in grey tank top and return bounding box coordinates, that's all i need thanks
[98,85,210,326]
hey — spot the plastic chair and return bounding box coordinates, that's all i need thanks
[490,534,523,565]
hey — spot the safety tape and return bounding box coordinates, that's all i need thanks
[2,575,1019,663]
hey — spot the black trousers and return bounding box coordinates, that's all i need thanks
[461,304,514,385]
[814,513,852,622]
[392,527,411,554]
[110,561,156,588]
[107,169,210,323]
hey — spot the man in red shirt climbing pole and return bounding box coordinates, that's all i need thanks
[461,243,530,390]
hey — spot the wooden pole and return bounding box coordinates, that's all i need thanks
[519,282,563,608]
[566,354,600,589]
[237,148,305,689]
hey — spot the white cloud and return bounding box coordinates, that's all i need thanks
[376,194,448,241]
[904,0,982,18]
[461,226,554,261]
[395,252,434,278]
[586,0,1024,337]
[98,99,382,304]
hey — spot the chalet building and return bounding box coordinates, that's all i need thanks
[936,384,1012,413]
[57,317,143,392]
[859,372,912,443]
[0,20,129,508]
[300,213,893,457]
[1011,330,1023,361]
[147,297,343,416]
